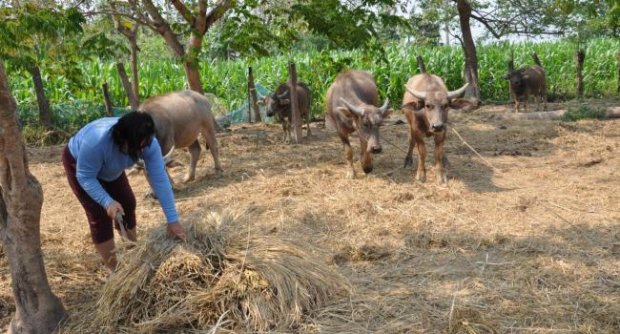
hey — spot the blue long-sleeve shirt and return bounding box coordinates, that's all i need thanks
[68,117,178,224]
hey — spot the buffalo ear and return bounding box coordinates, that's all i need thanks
[450,98,475,111]
[336,106,354,118]
[279,99,290,105]
[401,101,421,112]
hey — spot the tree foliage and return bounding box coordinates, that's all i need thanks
[290,0,412,50]
[0,3,85,77]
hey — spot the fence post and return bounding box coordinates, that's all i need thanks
[616,52,620,94]
[116,62,138,110]
[248,67,261,123]
[576,49,585,99]
[102,82,113,116]
[288,62,302,143]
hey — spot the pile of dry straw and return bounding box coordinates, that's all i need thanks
[89,211,349,333]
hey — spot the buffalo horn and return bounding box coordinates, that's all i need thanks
[340,98,365,116]
[405,85,427,100]
[277,90,289,99]
[447,83,470,99]
[163,145,175,164]
[378,99,389,113]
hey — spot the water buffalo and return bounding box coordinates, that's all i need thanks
[505,55,547,112]
[326,70,392,178]
[137,90,222,183]
[259,81,312,142]
[402,74,471,184]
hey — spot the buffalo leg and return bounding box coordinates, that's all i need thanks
[340,135,356,179]
[281,118,289,143]
[360,139,373,174]
[184,140,201,182]
[511,91,520,112]
[414,132,427,182]
[404,126,415,168]
[305,113,312,137]
[433,131,447,184]
[201,126,222,174]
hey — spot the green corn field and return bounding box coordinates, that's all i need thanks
[8,37,620,130]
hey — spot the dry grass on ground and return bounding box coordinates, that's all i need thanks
[1,99,620,333]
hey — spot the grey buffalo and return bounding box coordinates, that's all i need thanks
[326,70,392,178]
[259,82,312,142]
[505,55,547,112]
[137,90,222,183]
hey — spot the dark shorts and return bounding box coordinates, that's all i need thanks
[62,146,136,244]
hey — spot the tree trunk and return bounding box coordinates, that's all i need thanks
[616,51,620,94]
[184,33,205,93]
[576,49,585,98]
[102,82,113,116]
[129,33,140,104]
[27,65,52,129]
[0,62,67,333]
[111,3,141,106]
[116,62,138,110]
[248,67,261,123]
[288,62,302,143]
[456,0,480,104]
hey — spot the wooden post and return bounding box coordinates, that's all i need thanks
[616,52,620,94]
[248,67,261,123]
[102,82,113,116]
[116,62,138,110]
[288,62,302,143]
[576,49,585,98]
[416,55,426,73]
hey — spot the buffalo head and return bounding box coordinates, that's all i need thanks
[405,83,469,133]
[337,98,392,173]
[258,90,290,117]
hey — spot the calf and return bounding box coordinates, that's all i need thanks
[402,74,471,184]
[505,55,547,112]
[138,90,222,183]
[326,70,392,178]
[259,82,312,142]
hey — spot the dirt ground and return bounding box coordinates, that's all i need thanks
[1,100,620,333]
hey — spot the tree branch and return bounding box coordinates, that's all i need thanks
[171,0,196,26]
[204,0,234,33]
[470,13,502,38]
[141,0,185,57]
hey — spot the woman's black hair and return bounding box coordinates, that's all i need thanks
[111,111,155,161]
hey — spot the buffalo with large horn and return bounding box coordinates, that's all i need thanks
[402,73,472,184]
[326,70,393,178]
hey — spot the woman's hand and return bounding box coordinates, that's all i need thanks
[167,222,187,241]
[106,201,124,220]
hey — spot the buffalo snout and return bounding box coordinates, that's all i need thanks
[431,123,445,132]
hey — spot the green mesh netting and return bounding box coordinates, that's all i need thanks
[214,83,276,128]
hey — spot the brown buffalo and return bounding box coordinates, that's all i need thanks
[259,82,312,142]
[138,90,222,183]
[505,56,547,112]
[326,70,393,178]
[402,74,471,184]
